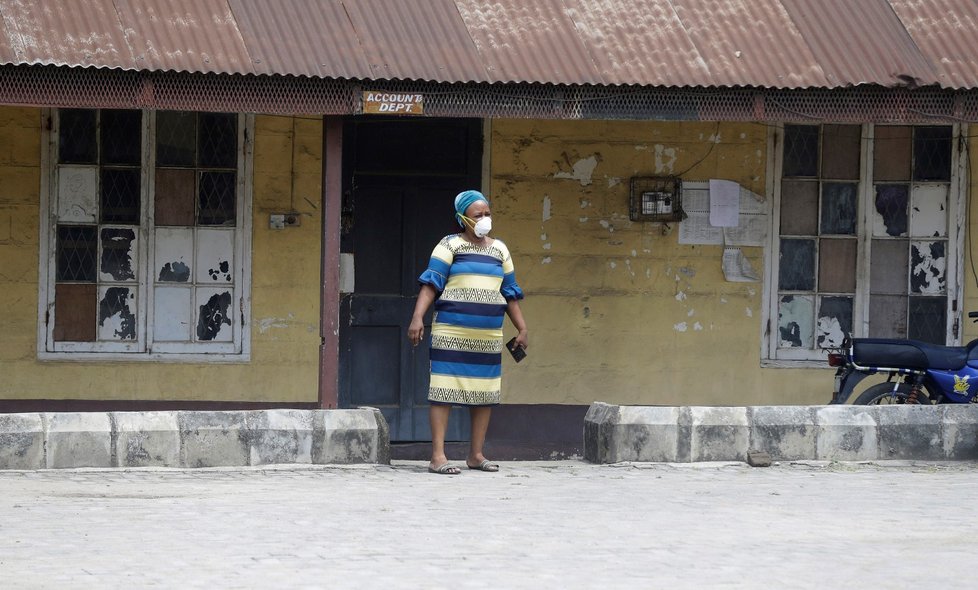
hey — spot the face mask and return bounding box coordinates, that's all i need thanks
[461,215,492,238]
[473,216,492,238]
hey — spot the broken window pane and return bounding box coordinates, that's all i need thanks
[913,126,952,181]
[154,286,192,341]
[910,184,948,238]
[782,125,819,177]
[816,296,852,348]
[908,297,946,344]
[778,295,814,348]
[54,283,96,342]
[818,238,856,293]
[100,168,140,223]
[820,182,857,235]
[870,239,908,295]
[779,239,815,291]
[199,113,237,168]
[198,171,236,225]
[99,227,137,282]
[910,241,946,294]
[873,126,911,181]
[868,295,908,338]
[100,110,142,166]
[196,288,234,342]
[56,225,97,282]
[821,124,860,180]
[157,111,197,167]
[97,286,137,340]
[58,109,97,164]
[155,227,194,283]
[780,180,818,235]
[195,229,234,284]
[873,184,908,237]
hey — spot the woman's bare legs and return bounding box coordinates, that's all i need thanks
[467,406,494,468]
[429,404,459,473]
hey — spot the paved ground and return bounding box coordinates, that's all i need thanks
[1,460,976,589]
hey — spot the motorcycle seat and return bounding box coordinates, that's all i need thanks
[851,338,967,370]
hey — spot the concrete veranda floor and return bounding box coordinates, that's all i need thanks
[1,460,976,588]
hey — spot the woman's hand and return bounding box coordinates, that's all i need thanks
[407,316,425,347]
[513,329,528,350]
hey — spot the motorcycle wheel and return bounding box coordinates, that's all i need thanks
[852,382,932,406]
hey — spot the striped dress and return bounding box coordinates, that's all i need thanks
[419,234,524,406]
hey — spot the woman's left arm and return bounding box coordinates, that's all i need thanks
[506,300,528,349]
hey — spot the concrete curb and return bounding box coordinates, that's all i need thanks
[584,402,978,463]
[0,408,390,470]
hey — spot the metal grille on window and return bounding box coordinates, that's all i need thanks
[153,111,238,345]
[777,125,859,352]
[53,109,141,344]
[869,126,950,344]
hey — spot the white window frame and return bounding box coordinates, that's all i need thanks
[761,123,967,367]
[37,109,254,362]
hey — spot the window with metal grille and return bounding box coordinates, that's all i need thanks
[40,109,253,360]
[766,124,963,364]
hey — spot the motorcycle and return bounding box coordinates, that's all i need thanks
[829,312,978,405]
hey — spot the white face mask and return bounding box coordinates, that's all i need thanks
[473,216,492,238]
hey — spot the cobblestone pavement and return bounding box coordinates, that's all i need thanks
[1,460,976,589]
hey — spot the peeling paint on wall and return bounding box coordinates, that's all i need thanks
[256,315,292,334]
[542,196,552,222]
[674,322,688,332]
[654,145,677,173]
[554,155,598,185]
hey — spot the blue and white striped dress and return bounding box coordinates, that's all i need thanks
[418,234,524,406]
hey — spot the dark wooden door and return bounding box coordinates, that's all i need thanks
[339,117,483,441]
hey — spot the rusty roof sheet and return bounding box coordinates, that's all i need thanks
[890,0,978,90]
[0,0,975,89]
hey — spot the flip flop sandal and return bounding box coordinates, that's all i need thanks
[467,459,499,472]
[428,463,461,475]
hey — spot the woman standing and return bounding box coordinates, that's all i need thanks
[408,190,528,475]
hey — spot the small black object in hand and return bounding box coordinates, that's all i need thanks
[506,337,527,362]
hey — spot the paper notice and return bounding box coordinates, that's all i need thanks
[710,179,740,227]
[722,248,759,282]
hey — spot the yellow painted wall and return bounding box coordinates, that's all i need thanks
[490,119,826,406]
[0,108,323,402]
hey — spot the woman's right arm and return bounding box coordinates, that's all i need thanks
[408,284,437,346]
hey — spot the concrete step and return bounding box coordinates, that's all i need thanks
[584,402,978,463]
[0,408,390,470]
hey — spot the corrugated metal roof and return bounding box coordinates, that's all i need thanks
[0,0,976,89]
[890,0,978,90]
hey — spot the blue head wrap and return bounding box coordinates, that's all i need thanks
[454,190,489,227]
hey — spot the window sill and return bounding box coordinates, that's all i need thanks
[37,351,251,364]
[760,358,835,369]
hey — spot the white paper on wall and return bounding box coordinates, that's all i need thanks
[709,179,740,227]
[679,181,767,246]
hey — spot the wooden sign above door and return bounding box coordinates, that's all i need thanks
[362,91,424,115]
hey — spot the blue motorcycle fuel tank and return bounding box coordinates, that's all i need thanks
[929,366,978,403]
